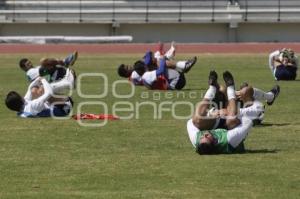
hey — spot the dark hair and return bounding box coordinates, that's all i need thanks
[5,91,24,112]
[118,64,130,78]
[19,58,29,71]
[133,60,146,76]
[196,142,215,155]
[39,66,51,77]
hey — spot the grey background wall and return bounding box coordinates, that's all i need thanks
[1,22,300,43]
[1,0,300,43]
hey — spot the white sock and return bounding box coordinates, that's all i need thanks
[204,86,216,100]
[154,51,162,61]
[175,61,187,72]
[165,46,176,59]
[227,86,236,100]
[253,88,274,102]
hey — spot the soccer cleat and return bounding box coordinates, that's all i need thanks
[208,70,218,87]
[64,51,78,67]
[267,85,280,106]
[183,56,197,73]
[223,71,235,87]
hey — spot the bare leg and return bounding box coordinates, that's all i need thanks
[192,71,218,130]
[223,71,241,129]
[192,99,217,130]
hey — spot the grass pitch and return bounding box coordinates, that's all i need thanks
[0,53,299,199]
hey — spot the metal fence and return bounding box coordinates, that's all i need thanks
[0,0,300,23]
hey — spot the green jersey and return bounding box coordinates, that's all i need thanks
[196,129,245,154]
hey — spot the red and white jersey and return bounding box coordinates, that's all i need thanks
[142,70,168,90]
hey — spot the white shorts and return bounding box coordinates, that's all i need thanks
[142,71,157,86]
[50,68,75,95]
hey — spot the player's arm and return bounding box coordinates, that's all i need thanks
[227,117,253,148]
[269,50,281,67]
[24,77,42,100]
[30,79,54,112]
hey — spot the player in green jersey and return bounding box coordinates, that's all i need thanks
[187,70,253,154]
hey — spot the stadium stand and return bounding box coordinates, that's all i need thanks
[1,0,300,23]
[0,0,300,42]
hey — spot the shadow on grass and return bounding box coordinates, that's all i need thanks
[202,149,279,155]
[256,122,290,127]
[245,149,279,154]
[181,88,205,91]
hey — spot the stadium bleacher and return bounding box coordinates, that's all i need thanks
[1,0,300,23]
[0,0,300,42]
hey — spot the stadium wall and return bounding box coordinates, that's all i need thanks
[1,22,300,43]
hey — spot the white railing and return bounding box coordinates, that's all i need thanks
[0,0,299,23]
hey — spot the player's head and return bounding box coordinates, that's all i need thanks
[19,58,33,72]
[237,85,254,103]
[133,60,146,76]
[195,132,216,155]
[5,91,24,112]
[118,64,133,78]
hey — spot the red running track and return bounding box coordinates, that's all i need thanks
[1,43,300,54]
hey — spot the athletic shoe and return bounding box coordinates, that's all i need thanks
[64,51,78,67]
[208,70,218,87]
[267,85,280,105]
[184,56,197,73]
[223,71,234,87]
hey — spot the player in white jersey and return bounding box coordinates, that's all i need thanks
[117,42,197,88]
[206,82,280,126]
[19,51,78,82]
[187,71,280,144]
[5,76,73,118]
[133,57,192,90]
[6,52,77,118]
[268,48,298,80]
[235,83,280,124]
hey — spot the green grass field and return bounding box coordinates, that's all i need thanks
[0,53,299,199]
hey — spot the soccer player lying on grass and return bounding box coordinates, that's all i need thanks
[235,83,280,124]
[132,57,190,90]
[187,71,254,154]
[269,48,298,80]
[19,51,77,104]
[117,42,197,86]
[213,82,280,125]
[142,41,196,73]
[5,76,73,118]
[19,51,78,82]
